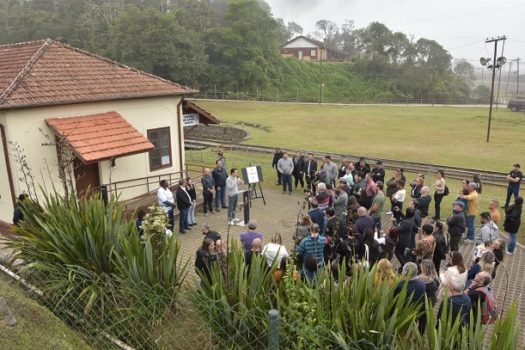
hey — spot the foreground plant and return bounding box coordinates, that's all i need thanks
[7,192,189,348]
[193,247,521,350]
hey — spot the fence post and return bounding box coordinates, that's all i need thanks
[100,185,108,206]
[268,309,280,350]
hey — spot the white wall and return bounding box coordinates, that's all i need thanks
[0,111,15,223]
[2,96,185,218]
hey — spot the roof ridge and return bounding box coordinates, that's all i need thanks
[0,39,52,103]
[0,39,48,48]
[49,40,194,92]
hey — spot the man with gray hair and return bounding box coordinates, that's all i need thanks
[240,220,264,253]
[465,271,496,322]
[277,152,294,195]
[438,270,472,327]
[201,223,221,242]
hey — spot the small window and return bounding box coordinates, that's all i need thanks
[311,49,316,57]
[147,127,172,171]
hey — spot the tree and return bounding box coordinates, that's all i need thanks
[313,19,339,48]
[107,7,206,86]
[454,59,476,86]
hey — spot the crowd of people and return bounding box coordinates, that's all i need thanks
[184,152,522,332]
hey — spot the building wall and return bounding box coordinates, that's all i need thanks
[0,111,15,223]
[1,96,185,222]
[281,47,322,61]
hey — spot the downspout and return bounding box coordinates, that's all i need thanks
[0,123,16,205]
[176,99,184,177]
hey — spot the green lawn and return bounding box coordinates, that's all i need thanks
[195,100,525,172]
[0,273,92,350]
[186,148,524,244]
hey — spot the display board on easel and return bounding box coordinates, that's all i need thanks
[241,165,266,207]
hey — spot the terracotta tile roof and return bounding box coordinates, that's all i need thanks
[46,111,154,163]
[0,39,195,109]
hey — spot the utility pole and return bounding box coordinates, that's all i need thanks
[505,61,513,97]
[484,36,506,143]
[516,58,521,96]
[319,45,324,104]
[481,67,484,86]
[192,56,197,90]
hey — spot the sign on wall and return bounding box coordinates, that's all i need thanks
[183,113,200,126]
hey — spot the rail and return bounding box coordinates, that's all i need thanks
[184,139,520,188]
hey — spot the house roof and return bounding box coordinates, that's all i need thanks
[46,111,154,164]
[183,100,220,125]
[282,35,327,49]
[0,39,196,110]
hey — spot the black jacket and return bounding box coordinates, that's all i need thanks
[447,211,466,237]
[303,159,318,176]
[504,204,522,233]
[292,156,305,177]
[212,167,227,187]
[176,187,192,209]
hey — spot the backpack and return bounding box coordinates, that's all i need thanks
[443,185,450,196]
[475,286,499,324]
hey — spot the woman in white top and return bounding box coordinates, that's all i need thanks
[433,169,446,220]
[391,181,406,211]
[262,233,289,268]
[438,251,467,299]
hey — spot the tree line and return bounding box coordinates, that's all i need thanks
[0,0,482,102]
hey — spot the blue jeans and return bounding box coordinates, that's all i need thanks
[228,194,238,221]
[466,215,475,240]
[508,232,517,253]
[281,174,292,193]
[215,186,226,209]
[505,185,520,208]
[179,207,189,233]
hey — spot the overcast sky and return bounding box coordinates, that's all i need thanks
[266,0,525,67]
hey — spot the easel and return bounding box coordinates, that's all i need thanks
[240,165,266,224]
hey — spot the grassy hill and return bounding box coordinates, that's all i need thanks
[0,273,91,350]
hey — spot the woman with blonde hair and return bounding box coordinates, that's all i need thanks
[416,259,440,305]
[373,258,397,287]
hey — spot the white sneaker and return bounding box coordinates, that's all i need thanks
[506,250,513,256]
[236,221,245,227]
[233,218,241,223]
[229,220,235,225]
[386,211,393,215]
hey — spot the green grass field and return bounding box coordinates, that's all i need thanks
[187,136,524,245]
[195,100,525,172]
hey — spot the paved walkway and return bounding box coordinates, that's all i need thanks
[1,189,523,345]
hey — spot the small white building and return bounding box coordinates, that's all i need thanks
[0,39,217,225]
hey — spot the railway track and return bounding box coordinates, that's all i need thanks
[185,138,520,188]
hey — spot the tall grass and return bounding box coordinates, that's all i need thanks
[193,245,520,350]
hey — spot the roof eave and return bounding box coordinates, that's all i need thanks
[78,146,155,165]
[0,90,198,111]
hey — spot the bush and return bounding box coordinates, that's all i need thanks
[192,245,520,350]
[7,192,188,349]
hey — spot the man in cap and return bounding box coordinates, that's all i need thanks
[447,201,467,252]
[372,161,385,183]
[504,163,522,208]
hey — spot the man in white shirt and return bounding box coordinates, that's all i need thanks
[157,179,176,228]
[226,168,244,225]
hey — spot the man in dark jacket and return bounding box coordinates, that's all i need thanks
[176,178,192,234]
[394,262,427,333]
[304,152,318,192]
[272,148,284,185]
[371,161,385,183]
[447,201,467,252]
[201,168,215,215]
[212,160,228,211]
[13,194,27,226]
[308,200,325,235]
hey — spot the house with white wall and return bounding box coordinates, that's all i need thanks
[0,39,217,225]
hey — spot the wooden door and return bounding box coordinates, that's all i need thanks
[74,159,100,198]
